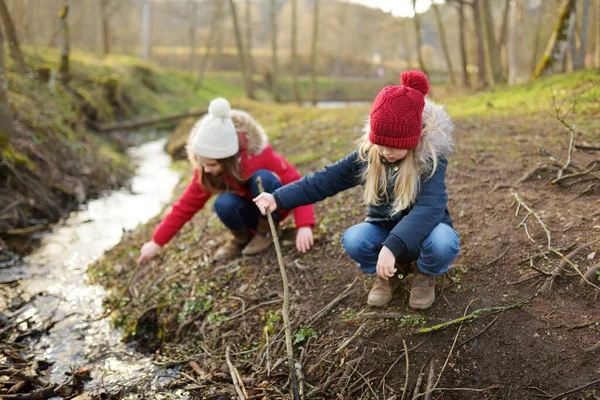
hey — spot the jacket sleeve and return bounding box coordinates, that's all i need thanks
[152,169,212,246]
[273,151,362,211]
[383,157,449,258]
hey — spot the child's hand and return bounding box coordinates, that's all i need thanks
[296,227,314,253]
[253,193,277,215]
[137,241,161,264]
[376,246,397,280]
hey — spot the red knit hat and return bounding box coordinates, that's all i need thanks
[369,70,430,149]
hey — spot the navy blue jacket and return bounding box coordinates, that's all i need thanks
[273,151,453,258]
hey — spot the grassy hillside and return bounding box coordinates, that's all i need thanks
[1,47,243,242]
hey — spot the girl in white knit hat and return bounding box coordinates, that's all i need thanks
[137,98,315,264]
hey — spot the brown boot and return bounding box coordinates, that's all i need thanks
[409,272,436,310]
[242,218,280,256]
[367,277,401,307]
[214,228,251,261]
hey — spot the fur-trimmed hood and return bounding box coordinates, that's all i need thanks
[363,99,455,175]
[187,109,268,169]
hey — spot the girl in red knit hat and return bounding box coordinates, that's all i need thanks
[254,71,459,309]
[137,98,315,265]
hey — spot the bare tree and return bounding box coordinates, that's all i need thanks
[530,0,547,74]
[0,17,15,152]
[99,0,123,56]
[197,0,222,89]
[507,0,518,84]
[498,0,511,49]
[245,0,256,74]
[432,3,456,86]
[290,0,301,104]
[228,0,254,98]
[479,0,504,84]
[140,0,151,60]
[456,1,470,87]
[596,0,600,68]
[269,0,280,101]
[58,0,70,77]
[412,0,428,75]
[472,0,487,88]
[310,0,320,105]
[569,0,590,70]
[532,0,577,79]
[0,0,24,68]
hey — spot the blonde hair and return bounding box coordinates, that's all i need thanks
[194,155,247,193]
[357,136,438,215]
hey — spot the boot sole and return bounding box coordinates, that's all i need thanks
[408,298,435,310]
[367,297,393,307]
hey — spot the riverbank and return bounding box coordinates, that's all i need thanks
[0,47,243,252]
[89,69,600,399]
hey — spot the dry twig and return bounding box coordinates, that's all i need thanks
[225,346,247,400]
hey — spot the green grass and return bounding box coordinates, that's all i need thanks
[439,69,600,118]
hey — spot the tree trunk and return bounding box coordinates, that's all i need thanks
[100,0,110,56]
[457,1,470,88]
[596,0,600,68]
[269,0,279,102]
[58,0,70,77]
[290,0,302,104]
[498,0,511,48]
[245,0,256,74]
[480,0,504,84]
[531,0,577,79]
[412,0,428,75]
[432,3,456,86]
[140,0,151,60]
[0,19,15,152]
[310,0,320,105]
[472,1,487,88]
[188,0,197,70]
[530,0,547,73]
[507,0,518,84]
[571,0,590,70]
[228,0,254,98]
[0,0,24,68]
[197,0,222,89]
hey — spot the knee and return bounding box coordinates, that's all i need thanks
[421,224,460,266]
[249,170,281,196]
[341,225,379,260]
[213,193,240,216]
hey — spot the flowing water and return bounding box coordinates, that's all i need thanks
[0,138,187,399]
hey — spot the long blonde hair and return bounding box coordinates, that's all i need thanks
[195,155,247,193]
[357,136,438,215]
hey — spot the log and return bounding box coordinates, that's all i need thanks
[90,110,207,133]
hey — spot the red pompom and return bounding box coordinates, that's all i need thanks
[400,70,430,96]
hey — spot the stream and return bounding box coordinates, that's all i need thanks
[0,138,187,399]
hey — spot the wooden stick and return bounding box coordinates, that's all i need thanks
[305,278,357,326]
[400,339,410,400]
[575,144,600,151]
[256,177,300,400]
[225,346,247,400]
[547,378,600,399]
[336,320,369,353]
[483,245,511,267]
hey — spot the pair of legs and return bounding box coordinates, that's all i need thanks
[212,170,281,260]
[341,221,460,308]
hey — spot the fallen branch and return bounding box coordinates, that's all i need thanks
[89,109,207,132]
[400,339,409,400]
[336,320,369,353]
[257,177,300,400]
[305,278,357,326]
[575,144,600,151]
[0,384,57,400]
[342,312,405,323]
[418,293,535,334]
[457,315,500,347]
[225,346,248,400]
[547,378,600,400]
[484,245,512,267]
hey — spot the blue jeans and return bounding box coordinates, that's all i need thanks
[213,170,282,230]
[341,222,460,275]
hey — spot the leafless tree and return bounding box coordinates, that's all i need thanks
[507,0,518,84]
[99,0,123,56]
[472,0,487,88]
[456,1,470,87]
[0,16,15,152]
[197,0,222,89]
[269,0,280,101]
[432,3,456,86]
[479,0,504,85]
[310,0,320,105]
[228,0,253,98]
[412,0,428,75]
[532,0,577,79]
[0,0,23,68]
[569,0,590,70]
[290,0,302,104]
[58,0,70,77]
[245,0,256,74]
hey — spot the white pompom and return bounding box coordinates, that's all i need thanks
[208,98,231,118]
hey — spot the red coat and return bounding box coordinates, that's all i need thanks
[153,111,315,246]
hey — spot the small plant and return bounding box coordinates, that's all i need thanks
[400,315,426,326]
[585,389,600,400]
[341,310,358,320]
[293,327,318,344]
[595,269,600,282]
[262,311,281,336]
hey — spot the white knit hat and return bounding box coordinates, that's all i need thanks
[191,98,239,159]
